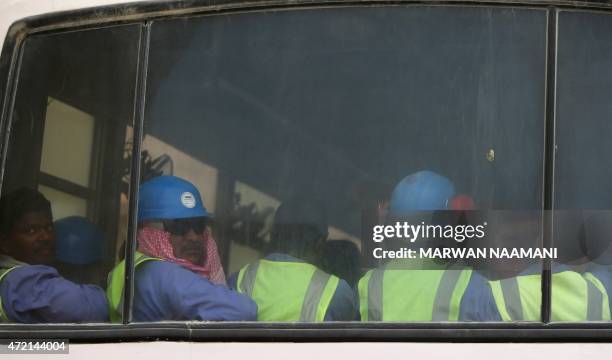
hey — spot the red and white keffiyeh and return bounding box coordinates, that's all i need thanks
[137,226,226,285]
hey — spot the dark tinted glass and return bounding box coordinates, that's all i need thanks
[1,25,140,323]
[141,6,547,322]
[553,11,612,321]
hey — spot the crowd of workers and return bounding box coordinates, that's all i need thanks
[0,170,611,323]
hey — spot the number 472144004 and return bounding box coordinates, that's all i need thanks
[3,340,68,353]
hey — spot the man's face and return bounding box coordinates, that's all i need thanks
[165,218,207,266]
[1,211,55,264]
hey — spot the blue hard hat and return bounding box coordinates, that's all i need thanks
[138,175,212,222]
[389,170,455,212]
[54,216,105,265]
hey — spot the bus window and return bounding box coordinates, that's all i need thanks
[1,25,140,323]
[553,11,612,322]
[137,6,547,322]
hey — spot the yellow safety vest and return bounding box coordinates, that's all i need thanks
[0,266,21,322]
[358,265,472,321]
[106,252,161,323]
[489,271,610,321]
[237,259,339,321]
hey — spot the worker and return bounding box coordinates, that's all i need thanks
[230,197,357,321]
[490,212,610,321]
[358,170,500,321]
[0,188,108,323]
[487,211,610,321]
[106,175,256,322]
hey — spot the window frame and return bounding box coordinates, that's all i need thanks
[2,0,612,342]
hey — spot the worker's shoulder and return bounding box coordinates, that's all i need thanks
[1,265,75,297]
[2,264,60,283]
[136,258,196,280]
[138,257,182,270]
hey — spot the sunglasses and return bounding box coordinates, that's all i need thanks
[162,217,208,236]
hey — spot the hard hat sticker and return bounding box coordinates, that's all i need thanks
[180,192,196,208]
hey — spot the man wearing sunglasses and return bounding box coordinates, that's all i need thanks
[107,175,257,322]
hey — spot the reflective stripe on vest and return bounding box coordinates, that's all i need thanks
[237,260,340,322]
[0,266,20,322]
[106,252,161,323]
[584,272,612,319]
[358,268,472,321]
[489,271,611,321]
